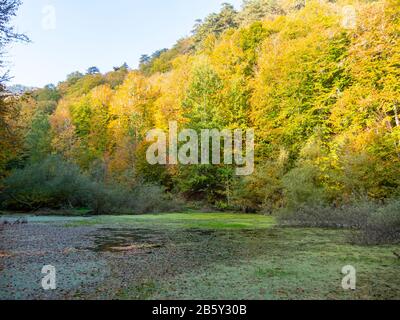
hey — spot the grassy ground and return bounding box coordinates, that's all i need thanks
[1,212,399,300]
[61,212,276,229]
[148,227,400,300]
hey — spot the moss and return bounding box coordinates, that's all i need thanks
[146,227,400,300]
[2,213,399,300]
[63,212,276,230]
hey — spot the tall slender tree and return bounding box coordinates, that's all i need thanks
[0,0,29,174]
[0,0,29,83]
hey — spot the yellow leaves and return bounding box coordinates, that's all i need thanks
[209,31,243,77]
[109,72,157,134]
[49,99,77,159]
[26,0,400,198]
[347,1,395,84]
[152,58,193,129]
[328,0,400,140]
[251,14,328,129]
[89,84,113,107]
[106,72,160,175]
[50,99,73,131]
[199,34,218,55]
[0,96,22,172]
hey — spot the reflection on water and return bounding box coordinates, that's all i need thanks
[88,228,223,253]
[87,227,266,253]
[89,228,167,253]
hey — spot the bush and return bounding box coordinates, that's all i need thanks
[0,156,184,214]
[282,163,329,210]
[277,201,377,229]
[354,200,400,245]
[278,200,400,245]
[0,156,93,210]
[232,167,283,213]
[130,184,184,214]
[232,151,288,213]
[92,184,184,215]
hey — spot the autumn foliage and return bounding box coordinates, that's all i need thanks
[1,0,400,215]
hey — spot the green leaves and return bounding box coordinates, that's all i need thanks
[4,0,400,210]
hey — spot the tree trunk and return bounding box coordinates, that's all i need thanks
[394,104,400,127]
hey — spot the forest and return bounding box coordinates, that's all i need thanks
[1,0,400,247]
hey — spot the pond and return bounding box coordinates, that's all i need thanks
[0,213,399,300]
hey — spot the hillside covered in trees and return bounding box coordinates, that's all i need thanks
[1,0,400,243]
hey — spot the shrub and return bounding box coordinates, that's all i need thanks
[278,200,400,245]
[277,201,377,229]
[0,156,184,214]
[232,151,287,213]
[84,183,184,215]
[282,163,329,209]
[232,168,282,213]
[0,156,93,210]
[130,184,184,214]
[354,200,400,245]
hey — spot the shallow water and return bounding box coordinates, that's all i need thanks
[89,228,167,252]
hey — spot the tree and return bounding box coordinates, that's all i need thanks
[0,0,29,44]
[0,0,29,83]
[49,99,77,161]
[107,72,158,183]
[139,54,151,65]
[25,110,52,163]
[66,71,83,83]
[105,67,129,89]
[237,0,284,26]
[5,0,400,211]
[0,0,28,174]
[86,66,100,75]
[0,96,21,175]
[183,64,225,130]
[113,62,129,71]
[192,3,238,47]
[32,84,60,114]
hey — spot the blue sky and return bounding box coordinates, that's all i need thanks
[8,0,242,87]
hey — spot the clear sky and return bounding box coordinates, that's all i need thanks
[7,0,243,88]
